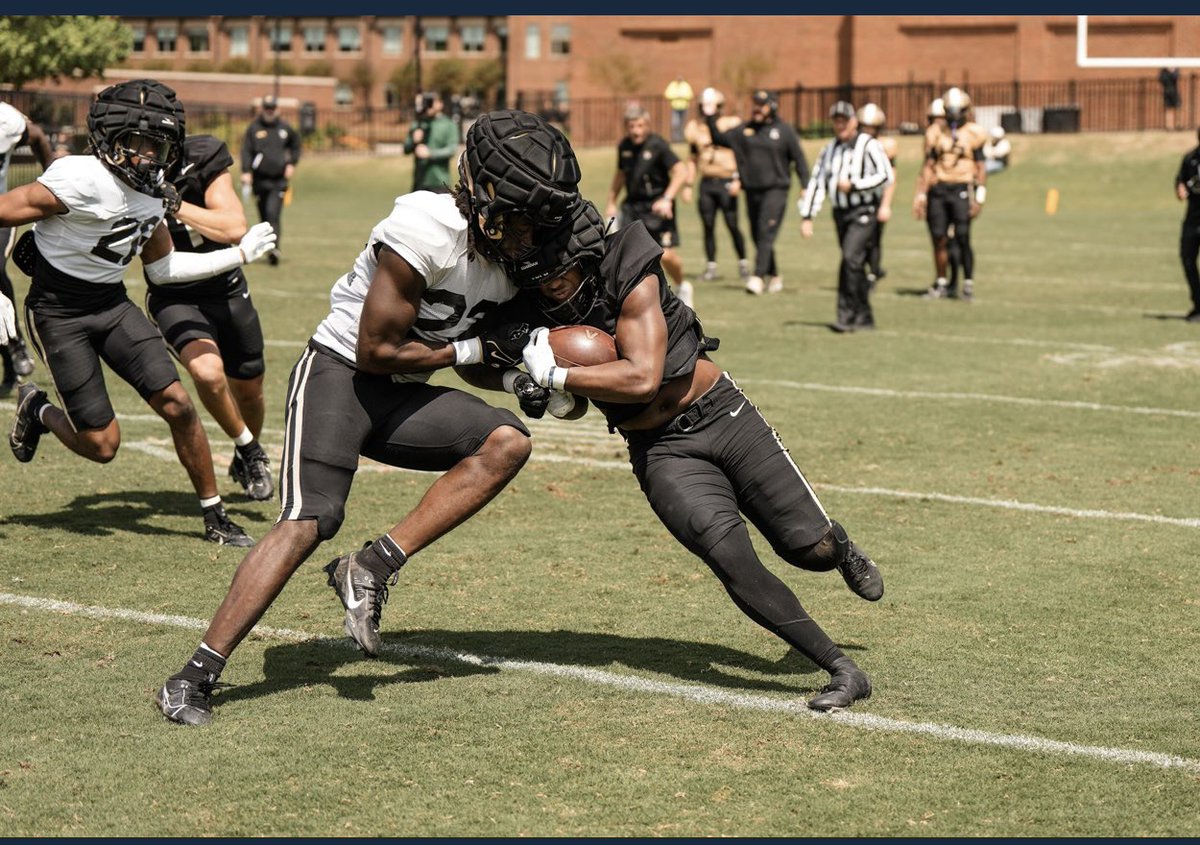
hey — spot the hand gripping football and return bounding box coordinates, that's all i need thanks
[547,326,617,368]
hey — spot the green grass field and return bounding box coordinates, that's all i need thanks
[2,131,1199,836]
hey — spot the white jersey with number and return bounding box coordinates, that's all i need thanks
[33,155,165,285]
[0,102,28,193]
[311,191,516,380]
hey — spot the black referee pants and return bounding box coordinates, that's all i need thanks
[1182,219,1200,312]
[253,178,287,249]
[834,208,878,328]
[746,187,789,278]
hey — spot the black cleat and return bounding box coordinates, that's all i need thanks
[808,659,873,711]
[324,545,395,658]
[837,540,884,601]
[230,445,274,502]
[157,676,223,726]
[267,249,280,266]
[202,504,255,547]
[9,381,48,463]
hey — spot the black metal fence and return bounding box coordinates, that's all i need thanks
[4,75,1197,186]
[520,74,1200,146]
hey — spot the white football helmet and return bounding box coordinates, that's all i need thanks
[857,103,885,128]
[944,87,971,121]
[928,98,946,119]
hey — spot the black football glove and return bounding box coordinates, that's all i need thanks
[481,322,533,369]
[160,182,182,216]
[512,372,550,419]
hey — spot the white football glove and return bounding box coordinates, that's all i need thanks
[522,327,567,391]
[238,222,277,264]
[0,293,16,345]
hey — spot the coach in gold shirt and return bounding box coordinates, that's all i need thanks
[684,88,750,283]
[913,87,987,301]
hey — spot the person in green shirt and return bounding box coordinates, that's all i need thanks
[404,92,460,193]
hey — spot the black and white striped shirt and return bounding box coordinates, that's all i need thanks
[799,132,894,219]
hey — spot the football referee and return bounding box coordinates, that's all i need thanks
[800,101,894,332]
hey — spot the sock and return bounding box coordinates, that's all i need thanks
[236,439,266,461]
[233,426,254,447]
[171,642,227,684]
[936,277,948,288]
[37,402,52,426]
[200,496,223,512]
[357,533,409,580]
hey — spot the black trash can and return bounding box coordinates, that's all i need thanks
[1000,111,1023,134]
[299,102,317,136]
[1043,106,1080,133]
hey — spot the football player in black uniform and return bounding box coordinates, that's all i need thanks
[480,202,882,711]
[145,134,274,500]
[155,110,584,726]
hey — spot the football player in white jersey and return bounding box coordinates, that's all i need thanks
[0,80,276,546]
[156,110,583,725]
[0,100,54,393]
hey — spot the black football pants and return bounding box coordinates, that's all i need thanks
[1182,219,1200,311]
[834,208,878,328]
[746,187,789,278]
[253,178,287,249]
[698,178,746,263]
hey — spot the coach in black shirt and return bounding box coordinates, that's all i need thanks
[1176,128,1200,322]
[240,94,301,265]
[705,90,808,295]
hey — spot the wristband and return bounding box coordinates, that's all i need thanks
[549,366,569,392]
[501,368,521,393]
[451,338,482,366]
[974,185,987,204]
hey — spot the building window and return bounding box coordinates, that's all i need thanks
[131,26,146,53]
[423,24,448,53]
[461,24,485,53]
[550,24,570,56]
[524,24,540,59]
[304,25,326,53]
[228,26,248,57]
[337,25,361,53]
[335,82,354,106]
[382,25,403,56]
[187,27,210,53]
[155,25,177,53]
[270,24,292,53]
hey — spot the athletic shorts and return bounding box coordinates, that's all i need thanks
[623,200,681,250]
[277,342,530,540]
[145,287,266,380]
[624,373,830,559]
[24,297,179,431]
[926,182,972,239]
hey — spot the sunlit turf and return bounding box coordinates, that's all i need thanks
[2,131,1198,836]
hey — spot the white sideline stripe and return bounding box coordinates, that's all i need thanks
[2,591,1198,776]
[818,484,1200,529]
[109,437,1200,528]
[740,379,1200,420]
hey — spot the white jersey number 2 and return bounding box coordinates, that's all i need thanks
[90,216,158,266]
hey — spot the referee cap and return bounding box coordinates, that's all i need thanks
[829,100,856,120]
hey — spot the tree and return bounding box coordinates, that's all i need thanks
[389,61,419,110]
[722,55,776,99]
[344,60,375,107]
[468,58,505,104]
[0,16,132,89]
[587,51,644,97]
[428,59,468,100]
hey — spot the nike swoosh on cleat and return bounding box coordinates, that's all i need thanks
[344,565,365,610]
[729,401,747,418]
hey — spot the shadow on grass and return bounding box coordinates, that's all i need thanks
[215,626,868,712]
[0,489,271,540]
[1143,311,1195,322]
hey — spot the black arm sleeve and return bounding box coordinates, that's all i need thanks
[287,125,302,165]
[705,114,736,149]
[788,127,810,185]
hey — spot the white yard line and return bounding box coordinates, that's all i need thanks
[740,378,1200,419]
[1,591,1196,775]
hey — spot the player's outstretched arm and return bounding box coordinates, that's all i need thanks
[0,181,67,227]
[143,221,275,284]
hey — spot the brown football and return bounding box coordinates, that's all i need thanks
[547,326,618,367]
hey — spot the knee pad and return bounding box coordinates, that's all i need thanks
[780,521,847,572]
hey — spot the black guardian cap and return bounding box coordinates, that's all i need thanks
[88,79,186,197]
